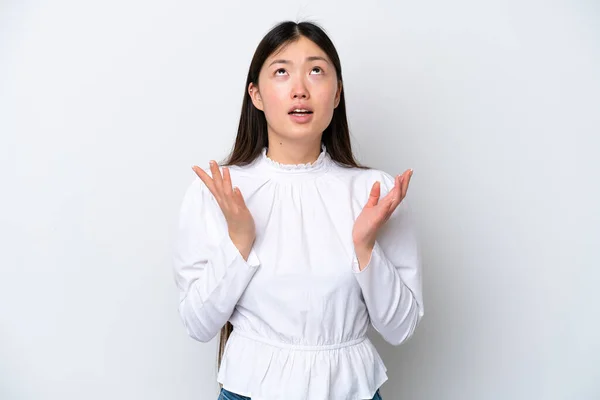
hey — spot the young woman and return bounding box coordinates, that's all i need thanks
[173,20,424,400]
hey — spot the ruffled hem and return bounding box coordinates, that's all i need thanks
[217,329,388,400]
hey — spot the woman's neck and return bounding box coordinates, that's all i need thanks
[265,135,323,165]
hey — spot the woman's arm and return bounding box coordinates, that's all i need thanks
[172,178,260,343]
[352,172,424,346]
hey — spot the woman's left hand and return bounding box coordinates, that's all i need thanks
[352,169,413,267]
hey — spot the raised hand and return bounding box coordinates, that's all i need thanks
[192,161,256,260]
[352,169,413,270]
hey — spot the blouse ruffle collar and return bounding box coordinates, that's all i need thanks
[260,143,330,173]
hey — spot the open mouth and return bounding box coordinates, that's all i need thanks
[288,110,314,116]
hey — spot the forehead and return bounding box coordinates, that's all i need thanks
[268,36,329,62]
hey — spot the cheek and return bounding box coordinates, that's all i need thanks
[261,89,288,114]
[314,80,338,100]
[315,86,338,109]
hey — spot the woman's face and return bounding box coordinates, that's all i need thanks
[249,36,342,143]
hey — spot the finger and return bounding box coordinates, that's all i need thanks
[381,175,401,205]
[222,166,233,197]
[192,165,216,195]
[233,186,248,209]
[366,181,380,207]
[396,174,406,205]
[210,161,223,193]
[401,169,413,199]
[381,175,403,217]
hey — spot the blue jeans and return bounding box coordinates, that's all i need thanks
[218,387,383,399]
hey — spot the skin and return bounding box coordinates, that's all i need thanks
[247,36,342,165]
[192,36,413,269]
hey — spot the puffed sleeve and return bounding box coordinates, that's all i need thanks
[352,172,424,346]
[172,177,260,343]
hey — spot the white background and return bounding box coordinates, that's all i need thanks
[1,1,599,399]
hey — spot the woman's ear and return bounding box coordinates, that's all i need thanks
[248,83,263,111]
[334,80,342,109]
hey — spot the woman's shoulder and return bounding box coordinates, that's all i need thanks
[328,162,397,193]
[182,158,270,205]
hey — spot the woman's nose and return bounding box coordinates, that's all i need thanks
[291,81,309,99]
[292,91,308,99]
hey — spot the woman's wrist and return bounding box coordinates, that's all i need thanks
[353,241,375,271]
[229,232,255,261]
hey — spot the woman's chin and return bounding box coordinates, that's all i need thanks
[289,126,323,139]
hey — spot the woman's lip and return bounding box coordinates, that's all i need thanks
[288,112,314,124]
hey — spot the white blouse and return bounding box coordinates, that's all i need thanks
[172,144,424,400]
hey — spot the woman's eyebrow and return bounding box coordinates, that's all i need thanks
[268,56,330,67]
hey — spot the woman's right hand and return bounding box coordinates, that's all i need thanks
[192,161,256,260]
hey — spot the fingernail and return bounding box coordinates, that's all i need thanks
[209,160,215,166]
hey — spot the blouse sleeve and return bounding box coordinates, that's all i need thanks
[352,172,424,346]
[172,178,261,343]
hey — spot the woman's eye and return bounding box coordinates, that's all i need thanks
[274,67,323,76]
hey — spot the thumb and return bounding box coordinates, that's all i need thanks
[365,181,380,207]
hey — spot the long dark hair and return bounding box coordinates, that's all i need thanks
[217,20,368,376]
